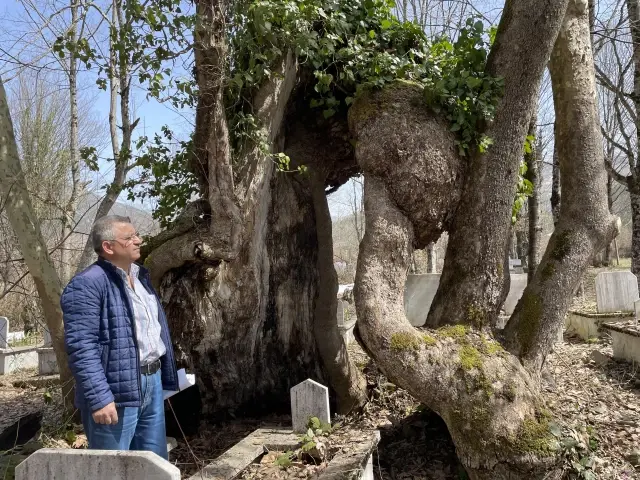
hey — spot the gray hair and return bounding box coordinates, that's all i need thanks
[91,215,132,254]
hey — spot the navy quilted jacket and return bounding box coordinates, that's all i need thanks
[62,257,179,412]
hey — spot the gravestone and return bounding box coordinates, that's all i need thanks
[336,300,346,327]
[290,379,330,433]
[635,299,640,326]
[43,327,52,347]
[595,271,639,313]
[15,449,180,480]
[0,317,8,349]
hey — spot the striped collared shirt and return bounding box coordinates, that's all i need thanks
[114,263,166,366]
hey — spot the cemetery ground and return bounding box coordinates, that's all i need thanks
[1,265,640,479]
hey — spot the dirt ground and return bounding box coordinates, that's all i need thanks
[1,264,639,479]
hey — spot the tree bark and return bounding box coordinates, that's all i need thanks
[354,177,559,480]
[428,0,571,328]
[504,0,619,371]
[60,0,81,284]
[550,123,561,227]
[0,77,74,408]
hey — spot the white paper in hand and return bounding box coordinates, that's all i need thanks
[163,368,196,400]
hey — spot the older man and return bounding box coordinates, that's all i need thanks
[61,215,178,459]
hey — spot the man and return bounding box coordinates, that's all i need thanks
[62,215,178,459]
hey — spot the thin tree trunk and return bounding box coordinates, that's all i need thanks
[551,123,561,226]
[0,77,74,409]
[60,0,81,284]
[74,0,134,275]
[428,0,570,328]
[310,171,367,413]
[505,0,619,371]
[526,118,540,281]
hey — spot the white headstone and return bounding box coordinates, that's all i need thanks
[595,271,639,313]
[16,449,180,480]
[290,379,330,433]
[43,327,52,347]
[336,300,346,327]
[0,317,8,349]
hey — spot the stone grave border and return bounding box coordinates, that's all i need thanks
[601,321,640,364]
[187,427,380,480]
[565,310,634,341]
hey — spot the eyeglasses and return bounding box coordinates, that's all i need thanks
[109,233,141,247]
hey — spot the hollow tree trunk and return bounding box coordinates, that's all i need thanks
[504,0,619,371]
[161,171,328,418]
[428,0,570,328]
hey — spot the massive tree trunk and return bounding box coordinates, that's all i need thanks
[0,77,74,408]
[144,0,366,415]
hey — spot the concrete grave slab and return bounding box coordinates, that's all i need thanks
[565,310,633,341]
[37,347,58,375]
[601,321,640,364]
[595,271,639,313]
[291,379,330,433]
[503,274,527,316]
[404,274,440,327]
[16,449,180,480]
[187,428,301,480]
[0,345,39,375]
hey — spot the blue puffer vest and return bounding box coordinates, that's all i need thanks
[62,258,179,412]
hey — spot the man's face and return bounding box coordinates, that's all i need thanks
[102,222,142,264]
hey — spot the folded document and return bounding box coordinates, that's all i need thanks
[163,368,196,400]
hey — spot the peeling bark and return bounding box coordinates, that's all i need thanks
[504,0,619,371]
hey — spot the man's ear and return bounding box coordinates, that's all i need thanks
[101,241,114,255]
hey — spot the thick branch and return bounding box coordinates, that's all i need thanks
[504,0,620,371]
[354,177,559,479]
[428,0,571,328]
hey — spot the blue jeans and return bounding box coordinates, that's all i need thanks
[81,370,168,459]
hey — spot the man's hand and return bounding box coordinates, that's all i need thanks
[92,402,118,425]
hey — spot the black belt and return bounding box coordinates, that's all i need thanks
[140,359,161,375]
